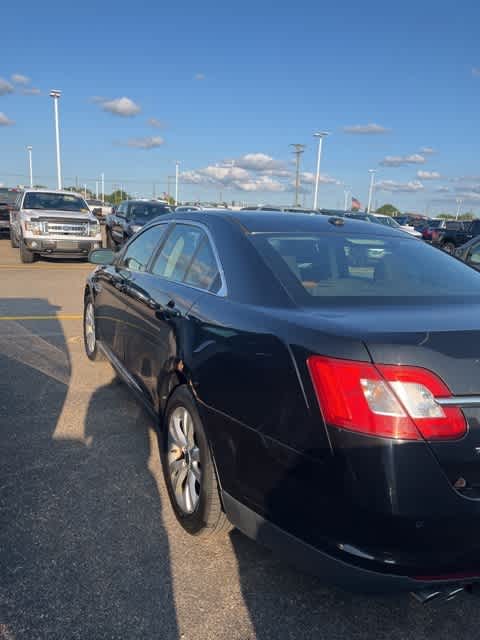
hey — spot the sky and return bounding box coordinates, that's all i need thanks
[1,0,480,214]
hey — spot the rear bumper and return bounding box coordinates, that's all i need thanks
[24,237,102,255]
[0,220,10,229]
[223,491,480,593]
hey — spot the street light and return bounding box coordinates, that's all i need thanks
[26,146,33,188]
[456,198,463,220]
[343,185,351,212]
[49,89,62,190]
[290,144,306,207]
[313,132,330,210]
[367,169,377,213]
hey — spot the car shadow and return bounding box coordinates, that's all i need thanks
[0,300,178,639]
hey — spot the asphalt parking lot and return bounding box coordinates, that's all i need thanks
[2,236,480,640]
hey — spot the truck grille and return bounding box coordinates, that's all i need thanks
[38,218,90,236]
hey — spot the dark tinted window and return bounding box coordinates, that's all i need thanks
[445,221,464,230]
[252,232,480,304]
[428,220,444,228]
[23,192,89,212]
[128,202,171,219]
[184,238,220,291]
[121,224,167,272]
[469,243,480,265]
[0,188,20,205]
[151,224,203,281]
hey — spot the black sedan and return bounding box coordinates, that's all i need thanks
[105,199,172,249]
[83,210,480,596]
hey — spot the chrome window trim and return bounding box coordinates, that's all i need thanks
[436,396,480,408]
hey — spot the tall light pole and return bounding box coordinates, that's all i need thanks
[456,198,463,220]
[290,144,306,207]
[95,181,99,199]
[26,146,33,188]
[49,90,62,190]
[175,160,180,204]
[343,185,351,212]
[101,173,105,202]
[367,169,377,213]
[313,132,329,210]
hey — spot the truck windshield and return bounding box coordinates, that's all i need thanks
[0,188,21,205]
[23,192,89,212]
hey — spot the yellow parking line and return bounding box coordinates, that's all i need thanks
[0,314,82,321]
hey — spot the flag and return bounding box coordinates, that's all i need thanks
[351,197,361,211]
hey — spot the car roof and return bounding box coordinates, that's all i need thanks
[167,209,408,238]
[22,189,86,197]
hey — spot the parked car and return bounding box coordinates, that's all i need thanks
[344,212,378,223]
[10,189,102,262]
[175,205,204,213]
[84,210,480,597]
[87,199,112,222]
[454,236,480,270]
[0,187,22,235]
[105,199,172,249]
[431,219,480,253]
[373,214,422,238]
[421,219,446,242]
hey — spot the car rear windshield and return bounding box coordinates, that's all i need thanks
[251,232,480,305]
[428,220,444,228]
[0,189,20,205]
[129,203,171,219]
[23,192,89,212]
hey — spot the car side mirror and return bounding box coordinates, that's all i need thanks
[89,248,116,265]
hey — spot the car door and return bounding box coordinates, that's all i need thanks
[122,223,220,411]
[466,241,480,271]
[96,223,168,365]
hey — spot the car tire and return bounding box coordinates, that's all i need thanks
[19,240,35,263]
[161,386,231,537]
[83,295,106,361]
[10,230,19,248]
[442,242,455,254]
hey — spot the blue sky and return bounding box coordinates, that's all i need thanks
[1,0,480,213]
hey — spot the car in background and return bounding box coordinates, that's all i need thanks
[84,209,480,596]
[344,212,378,223]
[175,205,204,212]
[455,236,480,270]
[87,199,112,223]
[10,189,102,262]
[0,187,22,235]
[373,214,422,238]
[430,219,480,254]
[105,199,172,249]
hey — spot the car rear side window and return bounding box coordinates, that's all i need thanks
[151,224,222,292]
[251,232,480,305]
[120,224,167,272]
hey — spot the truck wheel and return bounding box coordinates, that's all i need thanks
[10,230,19,248]
[19,240,35,263]
[442,242,455,254]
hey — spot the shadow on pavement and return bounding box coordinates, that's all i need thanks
[0,300,178,639]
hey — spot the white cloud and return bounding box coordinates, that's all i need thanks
[435,186,450,193]
[0,112,14,126]
[229,153,285,172]
[472,68,480,77]
[417,170,441,180]
[343,123,390,135]
[201,165,250,182]
[300,171,339,185]
[419,146,436,154]
[180,165,285,192]
[236,176,285,192]
[380,153,425,167]
[147,117,164,128]
[22,88,41,96]
[194,73,206,81]
[121,136,164,149]
[0,79,14,96]
[377,180,424,193]
[98,96,141,117]
[11,74,30,85]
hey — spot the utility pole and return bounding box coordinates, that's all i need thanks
[343,185,351,211]
[290,144,305,207]
[95,181,98,199]
[313,132,329,209]
[101,173,105,202]
[175,160,180,204]
[27,146,33,188]
[367,169,377,213]
[49,90,62,190]
[84,184,87,199]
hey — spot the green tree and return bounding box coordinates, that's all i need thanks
[375,204,400,216]
[437,213,455,219]
[105,190,130,204]
[459,212,476,221]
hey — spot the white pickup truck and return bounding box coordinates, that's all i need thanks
[10,189,103,263]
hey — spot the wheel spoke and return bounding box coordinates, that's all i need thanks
[172,463,188,502]
[169,458,184,476]
[190,461,201,482]
[190,447,200,463]
[185,470,198,512]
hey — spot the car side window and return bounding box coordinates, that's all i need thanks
[184,238,220,291]
[469,244,480,265]
[120,224,167,273]
[151,224,203,282]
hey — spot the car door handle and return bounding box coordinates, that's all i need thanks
[155,300,180,320]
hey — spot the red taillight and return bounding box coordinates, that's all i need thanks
[307,356,466,441]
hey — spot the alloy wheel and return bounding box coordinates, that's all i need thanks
[167,406,202,514]
[84,301,96,354]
